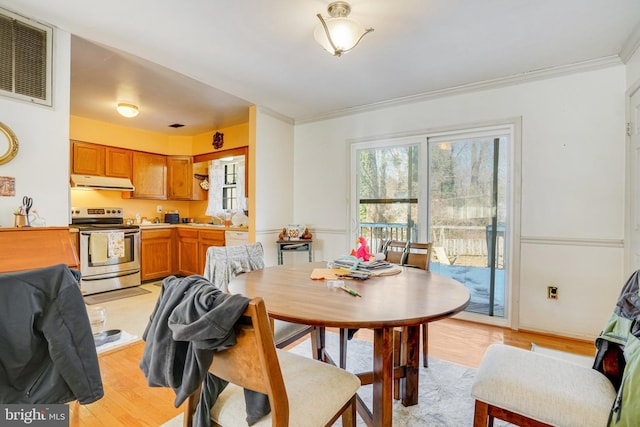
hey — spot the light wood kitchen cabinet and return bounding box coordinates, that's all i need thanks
[198,229,225,275]
[105,146,132,178]
[139,226,228,280]
[128,151,167,199]
[71,141,132,179]
[141,228,174,281]
[176,227,225,276]
[177,228,200,276]
[72,140,105,176]
[167,156,193,200]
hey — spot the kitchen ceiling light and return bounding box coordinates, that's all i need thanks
[314,1,373,57]
[116,103,139,118]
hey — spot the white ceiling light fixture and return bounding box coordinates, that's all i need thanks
[116,102,139,118]
[314,1,373,57]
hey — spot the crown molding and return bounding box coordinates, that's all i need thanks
[620,23,640,63]
[295,55,623,125]
[256,105,294,125]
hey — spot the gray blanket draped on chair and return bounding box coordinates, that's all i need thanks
[203,242,265,292]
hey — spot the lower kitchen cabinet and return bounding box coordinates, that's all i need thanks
[141,228,174,281]
[142,227,228,279]
[177,228,200,276]
[198,229,225,275]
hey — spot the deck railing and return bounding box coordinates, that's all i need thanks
[358,222,505,260]
[358,222,417,254]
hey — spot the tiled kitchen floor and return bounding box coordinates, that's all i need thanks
[89,282,161,352]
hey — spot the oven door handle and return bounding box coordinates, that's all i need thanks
[80,230,140,237]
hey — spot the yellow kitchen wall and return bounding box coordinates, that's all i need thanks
[70,115,191,154]
[192,122,249,154]
[69,115,250,223]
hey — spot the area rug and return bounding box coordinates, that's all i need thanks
[84,286,150,305]
[161,333,511,427]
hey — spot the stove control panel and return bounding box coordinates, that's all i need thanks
[71,207,124,219]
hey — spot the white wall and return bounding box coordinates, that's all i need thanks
[626,47,640,89]
[294,65,627,340]
[0,29,71,228]
[254,107,295,265]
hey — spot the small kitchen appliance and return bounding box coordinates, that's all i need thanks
[164,212,180,224]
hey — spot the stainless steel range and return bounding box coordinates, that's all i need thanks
[71,207,141,295]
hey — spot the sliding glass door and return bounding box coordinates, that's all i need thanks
[427,132,508,317]
[354,141,422,252]
[352,125,513,321]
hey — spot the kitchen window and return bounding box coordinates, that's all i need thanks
[205,155,247,216]
[222,163,237,210]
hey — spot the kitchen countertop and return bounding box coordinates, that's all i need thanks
[138,223,248,231]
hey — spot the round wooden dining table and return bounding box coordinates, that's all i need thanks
[228,262,470,427]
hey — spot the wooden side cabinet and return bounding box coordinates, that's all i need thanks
[140,228,174,281]
[177,228,200,276]
[129,151,167,199]
[72,140,105,176]
[167,156,193,200]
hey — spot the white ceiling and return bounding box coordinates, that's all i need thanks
[1,0,640,136]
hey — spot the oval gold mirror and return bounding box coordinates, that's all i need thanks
[0,122,19,165]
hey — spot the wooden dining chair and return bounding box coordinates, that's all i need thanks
[403,242,433,271]
[340,239,409,400]
[339,239,408,368]
[204,242,315,349]
[402,242,434,368]
[382,239,409,265]
[183,297,360,427]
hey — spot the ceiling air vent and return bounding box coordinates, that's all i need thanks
[0,8,52,106]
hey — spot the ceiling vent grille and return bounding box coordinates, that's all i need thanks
[0,8,52,106]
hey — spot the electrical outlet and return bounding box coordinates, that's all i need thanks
[156,205,162,213]
[547,286,558,300]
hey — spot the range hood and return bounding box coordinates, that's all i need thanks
[70,174,135,191]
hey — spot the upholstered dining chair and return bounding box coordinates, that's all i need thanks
[183,297,360,427]
[203,242,315,349]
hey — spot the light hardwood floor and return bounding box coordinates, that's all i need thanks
[70,318,597,427]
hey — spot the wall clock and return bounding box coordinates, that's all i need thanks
[0,122,18,165]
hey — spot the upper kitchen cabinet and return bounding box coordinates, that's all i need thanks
[72,140,105,176]
[167,156,193,200]
[126,151,167,199]
[105,146,132,179]
[71,140,131,179]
